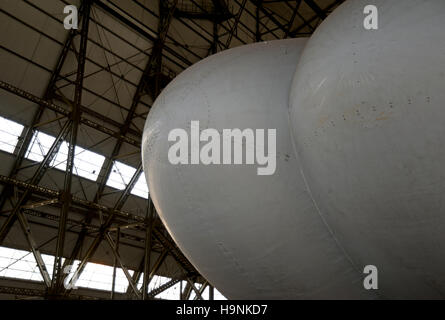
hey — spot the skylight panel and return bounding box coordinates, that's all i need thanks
[74,145,106,181]
[106,161,137,190]
[25,130,105,181]
[131,174,149,199]
[0,116,24,154]
[0,246,53,282]
[73,261,133,293]
[0,246,227,298]
[51,140,68,171]
[53,142,105,181]
[25,130,56,162]
[0,246,129,293]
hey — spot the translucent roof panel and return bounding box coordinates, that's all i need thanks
[73,145,105,181]
[0,116,24,154]
[72,260,133,293]
[0,246,54,282]
[25,130,56,162]
[25,131,105,181]
[0,246,130,293]
[106,161,137,190]
[0,245,227,298]
[131,174,149,199]
[53,142,105,181]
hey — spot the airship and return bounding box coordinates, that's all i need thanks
[142,0,445,299]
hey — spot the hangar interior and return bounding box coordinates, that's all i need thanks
[0,0,343,300]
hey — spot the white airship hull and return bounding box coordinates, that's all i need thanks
[142,39,373,299]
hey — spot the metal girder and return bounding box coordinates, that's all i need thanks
[116,164,143,211]
[186,278,204,300]
[0,120,71,244]
[289,0,343,36]
[4,195,52,289]
[229,0,279,39]
[209,285,214,300]
[0,81,140,147]
[126,247,167,298]
[153,228,197,276]
[22,208,96,234]
[135,0,251,48]
[0,285,100,300]
[147,278,180,299]
[63,0,178,277]
[0,0,347,300]
[110,228,120,300]
[250,0,289,35]
[105,233,141,298]
[142,198,155,299]
[284,0,303,38]
[94,0,192,68]
[256,0,261,41]
[22,199,59,210]
[141,0,178,99]
[51,93,141,138]
[0,286,47,299]
[59,162,143,284]
[62,1,179,298]
[193,281,208,300]
[19,207,149,249]
[0,175,145,224]
[0,3,84,213]
[181,281,192,300]
[13,204,52,287]
[174,0,233,21]
[129,0,209,61]
[127,240,190,297]
[0,165,198,286]
[63,165,143,294]
[225,0,247,47]
[303,0,327,19]
[51,0,92,294]
[108,222,145,232]
[148,249,168,284]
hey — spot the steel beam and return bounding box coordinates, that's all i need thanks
[256,0,262,41]
[303,0,327,19]
[22,199,59,210]
[0,81,140,147]
[142,198,155,299]
[63,1,178,298]
[63,0,178,276]
[111,227,120,299]
[209,285,214,300]
[0,8,80,212]
[250,0,289,35]
[186,278,204,300]
[52,0,92,294]
[0,175,144,223]
[63,165,143,293]
[105,233,140,298]
[147,278,180,299]
[181,281,192,300]
[289,0,343,36]
[225,0,247,47]
[0,120,71,244]
[193,281,208,300]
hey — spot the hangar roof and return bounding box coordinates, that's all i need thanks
[0,0,344,299]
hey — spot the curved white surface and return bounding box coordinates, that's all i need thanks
[290,0,445,298]
[142,39,374,299]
